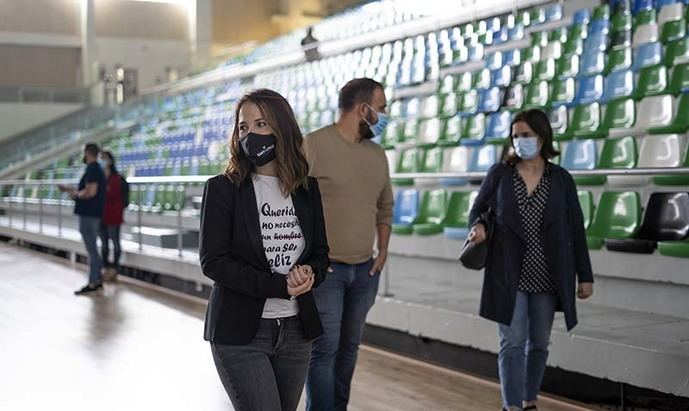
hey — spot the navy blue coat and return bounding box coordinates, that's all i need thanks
[469,162,594,331]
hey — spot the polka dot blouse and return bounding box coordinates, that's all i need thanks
[513,166,557,294]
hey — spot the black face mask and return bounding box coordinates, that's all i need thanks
[240,132,277,167]
[358,120,374,140]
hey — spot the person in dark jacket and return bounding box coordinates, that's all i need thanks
[99,150,124,281]
[199,89,329,411]
[468,109,594,411]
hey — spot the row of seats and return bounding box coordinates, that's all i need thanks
[391,188,689,257]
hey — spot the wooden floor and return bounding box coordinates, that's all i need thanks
[0,242,592,411]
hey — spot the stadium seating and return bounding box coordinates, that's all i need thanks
[587,191,642,249]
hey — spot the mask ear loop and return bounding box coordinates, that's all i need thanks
[362,103,376,127]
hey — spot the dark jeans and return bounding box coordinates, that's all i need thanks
[78,216,103,285]
[306,259,379,411]
[498,291,557,408]
[99,223,121,268]
[211,316,312,411]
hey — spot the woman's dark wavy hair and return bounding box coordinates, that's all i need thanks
[505,109,560,163]
[225,89,309,195]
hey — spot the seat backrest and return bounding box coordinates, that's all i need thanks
[396,148,421,173]
[474,68,491,91]
[573,8,591,25]
[535,58,556,81]
[417,189,448,224]
[562,138,598,170]
[570,102,602,133]
[660,18,687,44]
[575,75,604,104]
[478,87,503,113]
[462,113,487,143]
[525,80,549,108]
[444,191,480,227]
[491,65,512,88]
[668,62,689,94]
[469,145,498,171]
[585,31,609,53]
[503,84,525,110]
[598,136,638,168]
[441,116,462,145]
[588,191,641,239]
[632,42,663,71]
[442,146,470,172]
[550,77,576,107]
[638,134,687,167]
[503,49,522,66]
[581,50,606,76]
[441,93,459,117]
[486,111,512,139]
[421,147,443,173]
[420,95,440,119]
[607,47,633,73]
[664,35,689,66]
[385,150,397,175]
[634,64,669,99]
[637,192,689,240]
[636,94,675,129]
[393,189,420,224]
[549,106,569,134]
[578,190,595,230]
[602,70,634,103]
[557,54,580,79]
[485,52,503,70]
[418,118,441,146]
[633,23,660,47]
[659,3,685,25]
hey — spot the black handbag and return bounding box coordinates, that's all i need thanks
[459,210,494,270]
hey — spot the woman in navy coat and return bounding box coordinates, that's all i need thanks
[468,109,594,411]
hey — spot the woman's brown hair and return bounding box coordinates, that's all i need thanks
[505,109,560,163]
[225,89,309,195]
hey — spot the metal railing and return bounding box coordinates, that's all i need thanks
[0,86,91,104]
[1,167,688,297]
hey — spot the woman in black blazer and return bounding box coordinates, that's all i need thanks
[199,89,329,411]
[468,109,594,411]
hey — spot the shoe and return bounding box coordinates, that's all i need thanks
[103,267,118,282]
[74,283,103,295]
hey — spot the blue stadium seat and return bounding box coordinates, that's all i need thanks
[561,139,598,179]
[546,4,563,22]
[580,50,606,76]
[508,24,525,41]
[632,42,664,71]
[633,0,655,14]
[573,9,592,25]
[601,69,634,103]
[589,19,611,36]
[392,189,420,235]
[485,52,503,70]
[490,66,512,87]
[585,31,610,53]
[503,49,521,66]
[575,75,604,105]
[478,87,503,113]
[485,111,512,144]
[468,144,499,173]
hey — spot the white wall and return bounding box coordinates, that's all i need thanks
[94,38,191,90]
[0,103,83,142]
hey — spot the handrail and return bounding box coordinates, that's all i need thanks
[2,168,689,187]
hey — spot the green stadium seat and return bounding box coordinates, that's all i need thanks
[550,27,569,44]
[592,4,610,20]
[420,95,441,119]
[556,54,580,79]
[473,69,491,90]
[606,47,633,74]
[513,61,534,85]
[569,102,603,139]
[660,19,686,43]
[664,37,689,67]
[442,191,479,239]
[438,74,455,95]
[524,80,550,109]
[587,191,642,249]
[632,64,669,99]
[667,63,689,94]
[612,13,633,32]
[563,37,584,56]
[578,190,595,230]
[550,77,575,109]
[456,72,473,93]
[403,119,419,143]
[392,148,421,186]
[457,90,479,115]
[419,147,443,174]
[653,136,689,185]
[438,116,462,147]
[648,93,689,134]
[381,120,402,149]
[412,189,448,235]
[441,93,459,117]
[600,136,639,186]
[521,45,541,63]
[531,31,549,48]
[635,9,657,27]
[459,114,486,145]
[549,106,569,140]
[534,58,556,81]
[603,97,637,138]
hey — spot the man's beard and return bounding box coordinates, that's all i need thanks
[359,120,374,140]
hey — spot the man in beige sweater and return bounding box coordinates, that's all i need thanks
[304,78,394,411]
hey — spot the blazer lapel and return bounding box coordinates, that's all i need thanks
[499,170,526,242]
[291,187,312,262]
[239,179,271,270]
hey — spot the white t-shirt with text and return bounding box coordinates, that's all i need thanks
[253,174,305,319]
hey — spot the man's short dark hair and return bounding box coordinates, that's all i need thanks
[84,142,100,157]
[338,78,384,111]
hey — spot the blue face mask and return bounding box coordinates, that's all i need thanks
[513,136,540,160]
[363,104,389,137]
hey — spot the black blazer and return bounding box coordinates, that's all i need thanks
[469,162,594,331]
[199,174,330,344]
